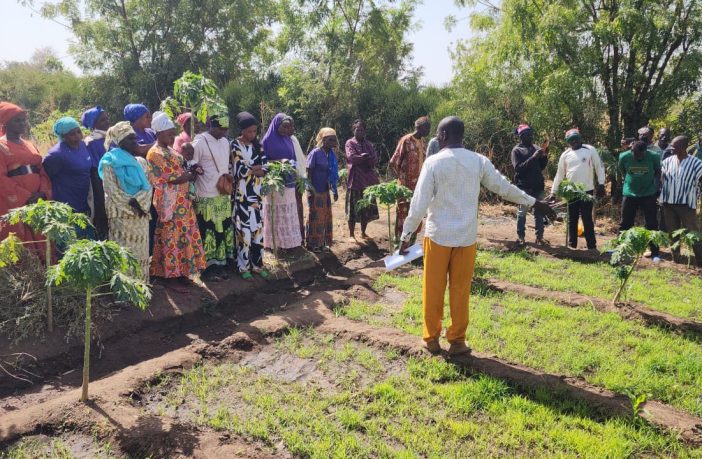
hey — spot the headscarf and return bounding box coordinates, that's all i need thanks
[236,111,258,131]
[81,106,104,130]
[123,104,149,123]
[415,116,429,128]
[151,111,175,133]
[565,128,581,141]
[262,113,295,161]
[53,116,81,140]
[98,147,151,196]
[515,124,532,136]
[104,121,136,150]
[314,127,339,195]
[315,127,337,148]
[176,113,192,129]
[0,102,25,135]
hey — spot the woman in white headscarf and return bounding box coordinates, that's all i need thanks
[99,121,153,281]
[145,112,206,291]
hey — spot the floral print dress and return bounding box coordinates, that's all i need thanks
[146,145,206,278]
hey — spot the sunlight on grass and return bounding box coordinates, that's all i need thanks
[150,331,698,458]
[476,249,702,319]
[359,273,702,417]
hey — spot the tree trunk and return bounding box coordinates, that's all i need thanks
[46,241,53,333]
[81,288,92,403]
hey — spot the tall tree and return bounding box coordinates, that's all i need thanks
[272,0,425,154]
[25,0,276,111]
[453,0,702,150]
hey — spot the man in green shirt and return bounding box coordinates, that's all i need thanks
[619,140,662,261]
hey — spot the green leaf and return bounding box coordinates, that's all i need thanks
[556,180,594,203]
[357,182,413,211]
[49,239,151,309]
[0,233,23,268]
[4,200,92,246]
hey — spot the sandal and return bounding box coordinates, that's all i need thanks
[256,269,270,279]
[241,271,254,281]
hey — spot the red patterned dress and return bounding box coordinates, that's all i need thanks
[146,145,206,278]
[389,133,426,240]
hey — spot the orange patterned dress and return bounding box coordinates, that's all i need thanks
[0,137,52,261]
[146,145,206,278]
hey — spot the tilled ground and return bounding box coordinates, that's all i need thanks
[2,197,702,457]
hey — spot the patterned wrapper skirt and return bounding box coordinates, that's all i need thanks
[345,188,379,225]
[109,215,150,282]
[306,190,333,249]
[263,187,302,249]
[195,195,235,267]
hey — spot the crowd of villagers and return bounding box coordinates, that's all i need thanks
[509,123,702,266]
[0,99,436,291]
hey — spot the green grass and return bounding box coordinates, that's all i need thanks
[1,435,116,459]
[148,330,700,458]
[474,249,702,319]
[363,273,702,417]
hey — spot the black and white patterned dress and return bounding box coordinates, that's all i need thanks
[231,139,267,272]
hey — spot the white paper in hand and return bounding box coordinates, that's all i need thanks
[383,244,424,271]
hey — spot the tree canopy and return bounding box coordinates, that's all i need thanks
[451,0,702,153]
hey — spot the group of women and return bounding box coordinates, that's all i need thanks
[0,101,381,290]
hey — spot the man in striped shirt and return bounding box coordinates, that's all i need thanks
[660,136,702,266]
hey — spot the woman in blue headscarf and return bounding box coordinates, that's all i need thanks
[260,113,302,251]
[99,121,153,281]
[42,116,97,244]
[124,103,156,157]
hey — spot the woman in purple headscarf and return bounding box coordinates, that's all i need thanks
[260,113,302,250]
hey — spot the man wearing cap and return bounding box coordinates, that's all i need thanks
[511,124,549,245]
[550,129,606,250]
[390,116,431,242]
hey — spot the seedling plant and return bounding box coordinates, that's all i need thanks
[2,200,91,332]
[357,181,413,249]
[47,239,151,402]
[160,71,228,138]
[605,227,669,304]
[670,229,702,267]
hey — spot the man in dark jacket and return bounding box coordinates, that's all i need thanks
[511,124,549,245]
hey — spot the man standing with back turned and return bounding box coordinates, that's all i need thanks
[399,117,555,355]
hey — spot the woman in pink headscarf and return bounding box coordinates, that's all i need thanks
[174,113,195,156]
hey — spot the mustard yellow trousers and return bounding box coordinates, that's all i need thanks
[422,237,477,343]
